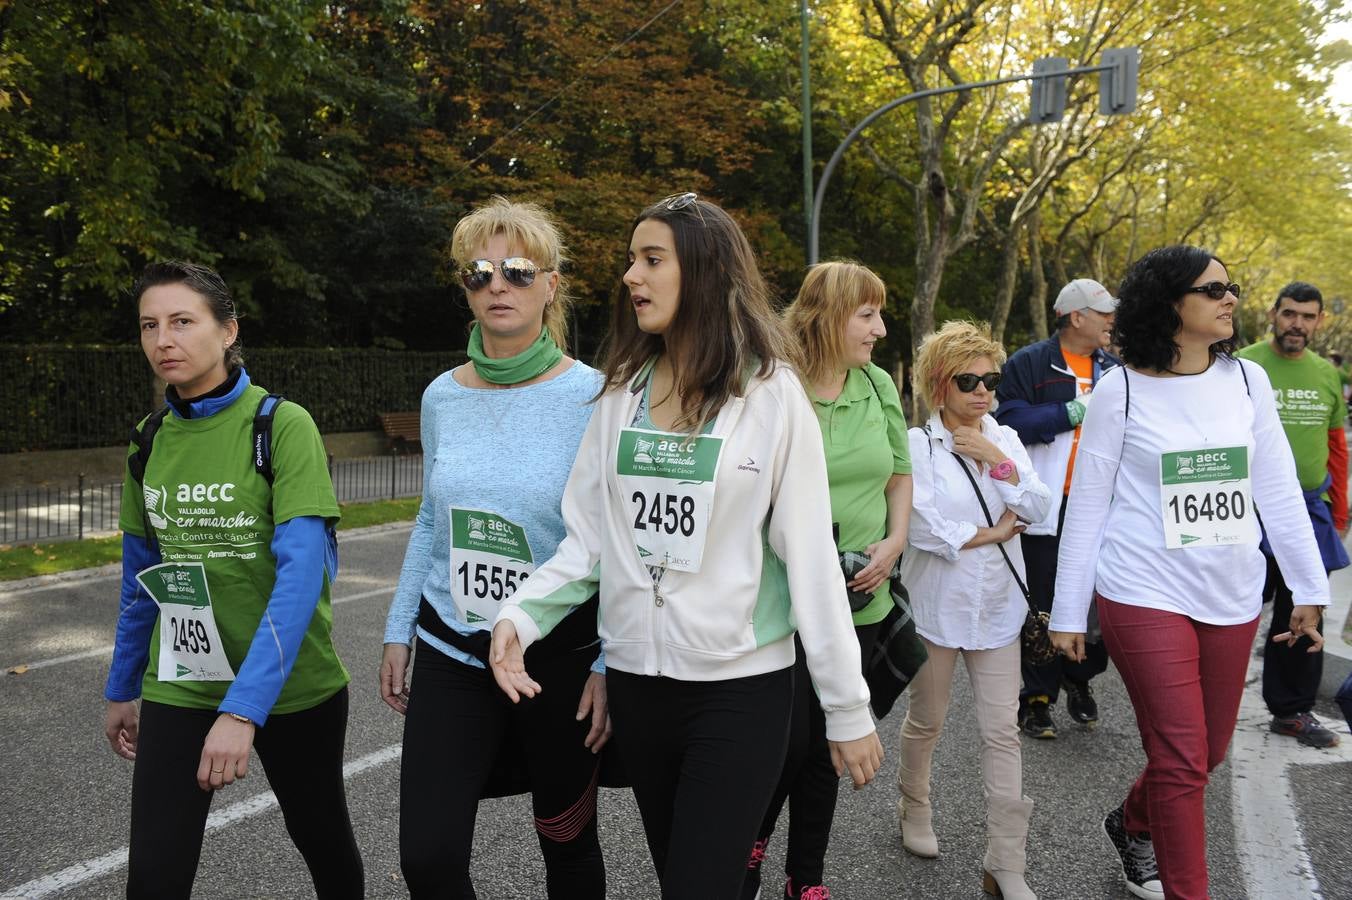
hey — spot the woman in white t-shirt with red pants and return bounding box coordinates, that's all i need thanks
[1051,245,1328,900]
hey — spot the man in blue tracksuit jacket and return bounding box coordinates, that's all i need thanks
[995,278,1120,739]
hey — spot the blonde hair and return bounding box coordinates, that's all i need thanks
[784,260,886,385]
[450,195,572,346]
[912,320,1007,412]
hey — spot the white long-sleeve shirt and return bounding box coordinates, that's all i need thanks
[899,413,1052,649]
[1051,359,1329,631]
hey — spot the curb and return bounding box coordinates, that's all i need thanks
[1318,528,1352,703]
[0,521,414,597]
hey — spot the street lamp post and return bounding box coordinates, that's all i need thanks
[807,50,1139,265]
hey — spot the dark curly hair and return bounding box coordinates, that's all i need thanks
[1112,245,1234,371]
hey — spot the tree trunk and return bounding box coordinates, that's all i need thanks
[989,220,1023,345]
[1027,206,1049,340]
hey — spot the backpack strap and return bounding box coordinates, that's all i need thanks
[1123,367,1130,422]
[1122,357,1248,424]
[128,405,172,488]
[128,404,172,539]
[252,393,286,484]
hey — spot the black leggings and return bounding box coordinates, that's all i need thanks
[1262,552,1325,717]
[607,666,794,899]
[756,623,881,886]
[127,687,362,900]
[398,637,604,898]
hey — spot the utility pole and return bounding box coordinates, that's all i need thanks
[799,0,814,251]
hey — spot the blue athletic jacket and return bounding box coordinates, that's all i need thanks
[995,335,1120,534]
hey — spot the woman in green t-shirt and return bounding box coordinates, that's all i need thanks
[744,260,914,899]
[102,260,361,899]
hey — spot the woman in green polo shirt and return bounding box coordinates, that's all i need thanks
[103,260,361,899]
[744,260,913,899]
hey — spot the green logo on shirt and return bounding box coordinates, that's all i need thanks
[617,431,722,481]
[1161,447,1248,486]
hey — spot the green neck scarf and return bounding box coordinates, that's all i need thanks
[466,323,564,385]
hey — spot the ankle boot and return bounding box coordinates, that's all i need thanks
[898,723,939,859]
[981,795,1036,899]
[899,801,939,858]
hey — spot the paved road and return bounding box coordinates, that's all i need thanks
[1,524,1347,899]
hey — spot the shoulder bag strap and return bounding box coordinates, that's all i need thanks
[948,450,1034,608]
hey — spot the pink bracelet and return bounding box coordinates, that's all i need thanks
[990,459,1016,481]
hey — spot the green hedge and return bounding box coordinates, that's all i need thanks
[1,345,465,452]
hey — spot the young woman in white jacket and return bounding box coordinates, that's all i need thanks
[489,193,882,899]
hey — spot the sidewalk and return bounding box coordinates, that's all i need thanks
[1318,528,1352,703]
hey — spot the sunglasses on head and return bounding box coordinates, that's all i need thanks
[1183,281,1241,301]
[459,257,547,293]
[659,192,698,211]
[952,372,1002,393]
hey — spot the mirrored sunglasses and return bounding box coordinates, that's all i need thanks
[952,372,1002,393]
[460,257,545,292]
[1183,281,1241,301]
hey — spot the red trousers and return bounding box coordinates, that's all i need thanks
[1098,595,1259,900]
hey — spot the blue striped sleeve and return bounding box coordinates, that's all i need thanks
[105,532,163,701]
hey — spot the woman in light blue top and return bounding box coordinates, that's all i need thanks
[380,196,607,898]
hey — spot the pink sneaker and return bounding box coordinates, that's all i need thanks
[785,877,831,900]
[741,838,770,900]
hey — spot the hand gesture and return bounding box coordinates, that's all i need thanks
[490,619,541,703]
[950,425,1003,467]
[829,730,885,789]
[197,714,254,792]
[1272,605,1324,653]
[849,535,904,595]
[1050,630,1086,663]
[380,642,412,715]
[576,672,612,753]
[104,700,140,760]
[992,509,1027,543]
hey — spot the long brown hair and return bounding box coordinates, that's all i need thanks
[600,196,794,431]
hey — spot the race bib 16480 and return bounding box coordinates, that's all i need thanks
[1159,446,1258,550]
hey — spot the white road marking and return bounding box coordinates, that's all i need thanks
[1229,652,1352,900]
[0,743,403,900]
[0,573,118,604]
[10,645,113,672]
[4,587,393,674]
[332,586,394,605]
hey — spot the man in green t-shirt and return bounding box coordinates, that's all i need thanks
[1237,281,1348,749]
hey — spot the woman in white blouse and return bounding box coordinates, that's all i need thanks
[898,321,1051,900]
[1050,246,1327,900]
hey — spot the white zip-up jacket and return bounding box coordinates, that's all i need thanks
[495,364,876,742]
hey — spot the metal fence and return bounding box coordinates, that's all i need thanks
[0,454,424,546]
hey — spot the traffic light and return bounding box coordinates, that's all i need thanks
[1099,48,1140,115]
[1029,57,1068,124]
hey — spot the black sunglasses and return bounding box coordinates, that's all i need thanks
[952,372,1002,393]
[459,257,547,293]
[1183,281,1241,301]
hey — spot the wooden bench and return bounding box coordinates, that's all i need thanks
[378,411,421,454]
